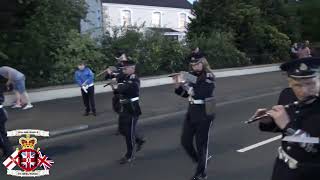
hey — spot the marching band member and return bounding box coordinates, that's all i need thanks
[254,57,320,180]
[173,53,216,180]
[105,53,129,135]
[112,60,146,164]
[0,83,13,159]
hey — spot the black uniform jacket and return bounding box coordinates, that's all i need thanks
[114,74,141,116]
[175,71,215,122]
[260,88,320,164]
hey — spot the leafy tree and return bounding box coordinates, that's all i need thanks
[189,31,250,68]
[188,0,291,64]
[51,30,105,84]
[1,0,87,87]
[298,0,320,41]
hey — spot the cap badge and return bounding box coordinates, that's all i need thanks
[299,63,308,71]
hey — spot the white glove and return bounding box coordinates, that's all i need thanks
[187,86,194,96]
[82,85,89,93]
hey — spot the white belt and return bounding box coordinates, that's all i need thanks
[0,105,3,109]
[87,83,94,87]
[189,99,205,104]
[130,97,139,102]
[278,146,298,169]
[120,97,139,103]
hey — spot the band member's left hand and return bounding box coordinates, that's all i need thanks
[110,78,118,89]
[173,75,182,88]
[267,105,290,129]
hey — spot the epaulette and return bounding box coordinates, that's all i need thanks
[206,72,215,83]
[207,72,214,78]
[130,74,136,79]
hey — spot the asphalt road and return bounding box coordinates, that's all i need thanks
[0,72,289,180]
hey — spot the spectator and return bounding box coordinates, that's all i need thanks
[290,43,299,58]
[74,62,96,116]
[297,41,312,58]
[0,66,33,110]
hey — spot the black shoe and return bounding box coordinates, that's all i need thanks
[92,112,97,116]
[136,140,146,152]
[119,156,134,164]
[83,112,89,116]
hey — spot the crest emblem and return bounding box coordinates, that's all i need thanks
[2,130,54,177]
[17,149,38,172]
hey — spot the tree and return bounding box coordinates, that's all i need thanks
[188,0,291,64]
[298,0,320,41]
[1,0,88,87]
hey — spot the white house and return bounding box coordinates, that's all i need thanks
[81,0,193,40]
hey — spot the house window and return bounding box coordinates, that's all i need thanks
[179,13,187,29]
[122,10,131,27]
[152,12,161,27]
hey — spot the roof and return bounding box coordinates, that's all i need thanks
[102,0,192,9]
[148,27,180,33]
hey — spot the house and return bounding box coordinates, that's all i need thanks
[80,0,104,39]
[81,0,193,40]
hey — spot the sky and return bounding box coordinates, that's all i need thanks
[188,0,196,3]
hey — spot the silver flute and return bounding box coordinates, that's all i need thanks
[245,95,318,124]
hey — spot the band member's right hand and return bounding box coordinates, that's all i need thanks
[107,68,112,75]
[253,108,271,123]
[267,105,290,129]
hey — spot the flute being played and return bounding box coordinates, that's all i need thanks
[245,95,318,124]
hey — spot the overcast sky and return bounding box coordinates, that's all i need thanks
[188,0,195,3]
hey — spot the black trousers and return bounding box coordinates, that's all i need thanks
[272,158,320,180]
[118,113,144,159]
[81,86,96,113]
[181,105,214,176]
[0,108,13,158]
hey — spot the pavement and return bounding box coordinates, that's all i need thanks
[0,71,288,180]
[3,63,279,106]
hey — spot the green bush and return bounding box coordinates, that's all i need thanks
[0,0,88,87]
[247,25,291,64]
[101,30,189,76]
[51,30,106,84]
[135,31,188,75]
[189,32,250,69]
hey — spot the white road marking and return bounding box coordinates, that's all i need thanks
[237,135,282,153]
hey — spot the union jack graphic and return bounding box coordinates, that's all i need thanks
[37,151,54,170]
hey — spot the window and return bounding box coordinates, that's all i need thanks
[122,10,131,27]
[152,12,161,27]
[102,7,109,29]
[179,13,187,29]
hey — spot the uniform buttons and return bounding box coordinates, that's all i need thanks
[295,110,300,114]
[286,146,292,151]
